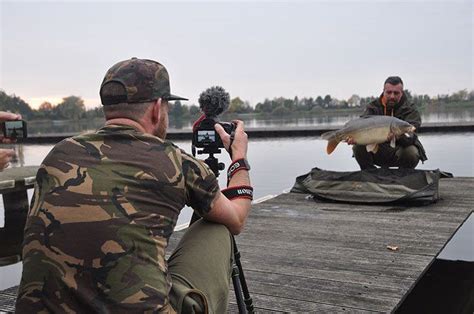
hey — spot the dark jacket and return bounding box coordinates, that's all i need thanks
[362,94,427,161]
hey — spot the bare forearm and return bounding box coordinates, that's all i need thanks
[227,169,251,227]
[228,167,251,187]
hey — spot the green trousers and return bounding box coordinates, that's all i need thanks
[353,143,420,170]
[167,219,233,314]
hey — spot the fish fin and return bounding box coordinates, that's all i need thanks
[366,143,378,153]
[390,137,396,148]
[326,139,339,154]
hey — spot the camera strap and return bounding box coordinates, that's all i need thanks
[227,158,250,185]
[222,185,253,201]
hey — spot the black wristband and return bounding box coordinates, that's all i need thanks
[222,185,253,200]
[227,158,250,185]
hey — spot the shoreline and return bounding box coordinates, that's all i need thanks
[18,121,474,144]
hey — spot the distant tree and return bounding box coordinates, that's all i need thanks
[304,97,315,111]
[293,96,300,110]
[169,100,185,118]
[449,89,469,102]
[271,105,290,116]
[36,101,55,119]
[228,97,252,113]
[315,96,324,107]
[469,90,474,101]
[255,99,273,113]
[0,90,34,118]
[189,104,200,116]
[54,96,86,120]
[84,107,104,119]
[347,94,361,107]
[39,101,54,111]
[323,95,332,107]
[283,98,293,110]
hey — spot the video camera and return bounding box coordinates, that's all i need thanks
[191,86,236,177]
[190,87,255,313]
[192,86,235,155]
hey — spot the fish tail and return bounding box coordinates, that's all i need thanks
[326,139,340,154]
[321,130,337,140]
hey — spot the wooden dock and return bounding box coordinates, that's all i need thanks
[175,177,473,312]
[1,174,473,312]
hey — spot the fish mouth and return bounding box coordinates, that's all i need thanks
[410,126,416,133]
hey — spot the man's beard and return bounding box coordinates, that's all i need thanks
[386,99,397,107]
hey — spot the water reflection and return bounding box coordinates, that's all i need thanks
[26,107,474,135]
[3,145,25,168]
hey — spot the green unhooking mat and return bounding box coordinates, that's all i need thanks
[291,168,453,205]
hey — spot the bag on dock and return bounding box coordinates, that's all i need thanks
[291,167,452,205]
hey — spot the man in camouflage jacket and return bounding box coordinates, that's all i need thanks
[15,58,252,313]
[352,76,427,169]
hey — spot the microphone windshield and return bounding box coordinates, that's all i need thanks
[198,86,230,117]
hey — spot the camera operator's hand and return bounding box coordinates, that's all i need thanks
[215,120,248,160]
[207,120,251,235]
[0,148,15,170]
[0,112,21,123]
[0,112,22,144]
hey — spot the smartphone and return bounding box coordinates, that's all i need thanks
[2,120,28,139]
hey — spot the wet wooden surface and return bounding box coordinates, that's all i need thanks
[170,177,473,312]
[1,177,473,312]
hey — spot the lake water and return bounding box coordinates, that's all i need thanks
[0,133,473,290]
[27,107,474,134]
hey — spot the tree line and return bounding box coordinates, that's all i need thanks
[0,89,473,121]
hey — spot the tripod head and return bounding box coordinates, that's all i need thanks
[192,145,225,177]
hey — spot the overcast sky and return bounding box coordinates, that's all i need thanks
[1,0,472,109]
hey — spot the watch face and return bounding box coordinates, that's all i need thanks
[228,159,250,177]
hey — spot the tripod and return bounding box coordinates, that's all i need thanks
[191,146,254,314]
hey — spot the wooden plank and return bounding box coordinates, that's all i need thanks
[0,166,38,193]
[2,177,473,312]
[0,286,17,313]
[171,177,472,312]
[229,292,380,313]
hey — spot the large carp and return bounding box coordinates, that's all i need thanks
[321,116,416,154]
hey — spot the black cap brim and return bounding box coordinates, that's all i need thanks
[164,94,188,101]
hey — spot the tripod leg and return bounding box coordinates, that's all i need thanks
[232,236,254,313]
[232,263,246,313]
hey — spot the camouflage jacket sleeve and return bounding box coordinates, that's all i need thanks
[396,102,422,130]
[181,151,219,216]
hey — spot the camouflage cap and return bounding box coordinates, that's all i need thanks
[100,57,188,105]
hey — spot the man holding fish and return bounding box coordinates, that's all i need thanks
[322,76,427,169]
